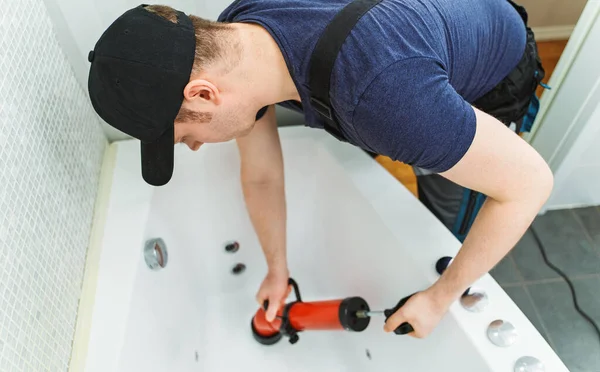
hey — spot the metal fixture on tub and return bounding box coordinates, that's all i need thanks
[144,238,168,270]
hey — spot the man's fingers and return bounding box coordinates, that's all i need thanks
[266,298,279,322]
[384,310,407,333]
[257,283,292,322]
[385,312,419,337]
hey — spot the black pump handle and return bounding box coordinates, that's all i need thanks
[383,293,416,335]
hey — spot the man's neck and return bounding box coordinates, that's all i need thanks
[236,23,301,105]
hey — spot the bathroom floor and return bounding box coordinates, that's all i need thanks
[490,207,600,372]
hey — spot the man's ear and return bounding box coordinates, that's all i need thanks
[184,79,221,105]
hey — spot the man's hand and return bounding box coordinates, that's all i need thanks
[383,288,453,338]
[256,269,291,322]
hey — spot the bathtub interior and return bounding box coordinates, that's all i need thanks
[114,135,493,372]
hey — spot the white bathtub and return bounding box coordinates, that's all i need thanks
[74,127,568,371]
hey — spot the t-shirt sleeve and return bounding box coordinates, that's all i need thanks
[351,57,476,173]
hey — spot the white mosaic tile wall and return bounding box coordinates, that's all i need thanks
[0,0,108,370]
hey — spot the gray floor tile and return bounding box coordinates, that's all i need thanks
[503,285,550,343]
[527,277,600,372]
[511,229,561,281]
[517,210,600,279]
[490,254,522,286]
[573,207,600,251]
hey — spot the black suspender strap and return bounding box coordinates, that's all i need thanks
[308,0,382,141]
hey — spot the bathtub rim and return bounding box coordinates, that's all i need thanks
[69,141,116,372]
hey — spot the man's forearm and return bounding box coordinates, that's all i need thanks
[241,180,288,274]
[430,194,546,303]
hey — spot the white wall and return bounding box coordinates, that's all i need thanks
[529,1,600,210]
[519,0,587,28]
[41,0,236,92]
[0,0,108,370]
[42,0,221,141]
[544,103,600,210]
[519,0,586,41]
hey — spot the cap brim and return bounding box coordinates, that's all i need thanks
[141,128,174,186]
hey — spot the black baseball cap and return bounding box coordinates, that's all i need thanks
[88,4,196,186]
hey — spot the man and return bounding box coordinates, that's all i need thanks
[87,0,553,338]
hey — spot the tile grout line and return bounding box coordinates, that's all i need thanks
[521,284,558,351]
[494,251,525,288]
[571,208,595,243]
[508,251,526,284]
[510,272,600,287]
[501,282,525,288]
[509,226,558,350]
[571,208,600,259]
[499,282,526,288]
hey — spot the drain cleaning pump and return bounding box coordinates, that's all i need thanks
[251,278,415,345]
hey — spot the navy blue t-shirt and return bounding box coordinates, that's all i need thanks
[218,0,526,172]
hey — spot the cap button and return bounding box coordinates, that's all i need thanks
[88,50,95,62]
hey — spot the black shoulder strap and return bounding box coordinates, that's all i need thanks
[308,0,382,141]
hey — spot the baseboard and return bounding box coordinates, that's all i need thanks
[68,142,118,372]
[541,202,600,213]
[532,25,575,41]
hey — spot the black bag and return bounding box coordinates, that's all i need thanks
[472,0,546,130]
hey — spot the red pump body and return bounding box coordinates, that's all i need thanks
[253,300,345,335]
